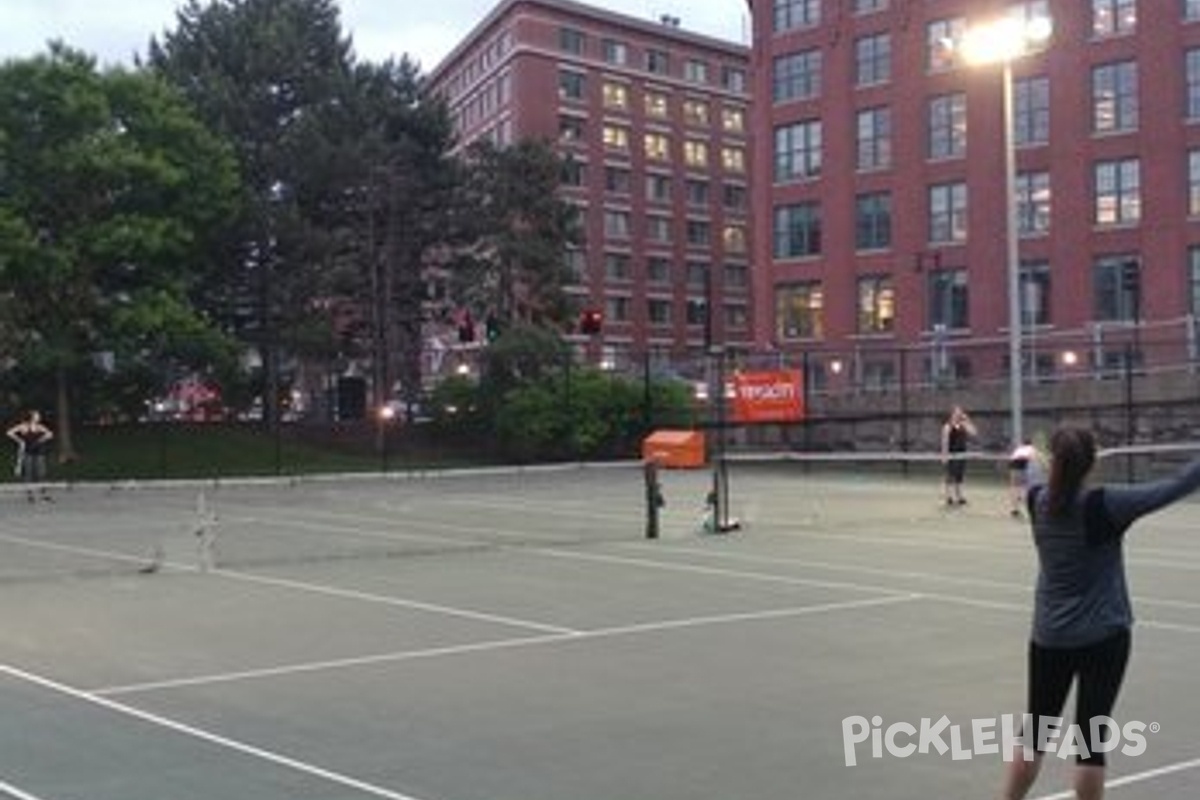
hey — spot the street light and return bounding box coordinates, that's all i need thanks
[959,14,1052,447]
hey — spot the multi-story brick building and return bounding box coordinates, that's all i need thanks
[748,0,1200,391]
[427,0,752,368]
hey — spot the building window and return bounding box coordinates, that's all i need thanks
[602,82,629,111]
[776,282,824,340]
[1189,0,1200,21]
[724,263,749,289]
[647,256,671,284]
[774,0,821,32]
[684,59,709,84]
[1190,150,1200,215]
[722,146,746,173]
[1188,50,1200,119]
[1021,261,1052,327]
[723,184,747,212]
[773,203,821,259]
[1093,254,1141,321]
[1092,0,1137,37]
[1017,171,1051,236]
[929,182,968,243]
[722,107,745,133]
[604,210,630,238]
[646,49,670,76]
[644,133,670,162]
[560,157,586,187]
[855,192,892,250]
[560,27,586,55]
[684,140,709,168]
[605,295,631,323]
[857,276,895,334]
[558,115,585,143]
[685,297,708,327]
[773,50,822,103]
[604,253,631,281]
[686,220,711,247]
[645,91,669,118]
[857,106,892,171]
[928,93,967,159]
[558,71,585,101]
[774,120,822,182]
[855,34,891,87]
[1014,76,1050,146]
[927,18,965,72]
[604,166,631,194]
[1094,158,1140,225]
[564,249,586,283]
[647,298,672,325]
[647,216,672,243]
[683,99,710,126]
[855,0,888,14]
[686,179,710,207]
[722,66,747,92]
[602,39,627,65]
[1189,248,1200,315]
[644,173,670,204]
[1093,61,1138,133]
[724,303,749,329]
[603,124,630,151]
[724,224,747,254]
[928,269,969,330]
[686,261,708,289]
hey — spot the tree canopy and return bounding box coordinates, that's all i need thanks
[0,44,240,455]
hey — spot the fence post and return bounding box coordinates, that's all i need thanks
[1124,341,1135,483]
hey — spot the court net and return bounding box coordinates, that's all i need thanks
[0,463,651,584]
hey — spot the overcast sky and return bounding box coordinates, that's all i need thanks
[1,0,749,73]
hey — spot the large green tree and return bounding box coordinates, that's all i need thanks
[148,0,354,426]
[0,45,240,457]
[452,139,582,329]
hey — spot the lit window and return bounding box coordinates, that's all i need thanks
[684,140,709,168]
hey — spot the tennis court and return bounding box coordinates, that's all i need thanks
[2,459,1199,799]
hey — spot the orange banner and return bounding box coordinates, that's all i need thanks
[731,370,804,423]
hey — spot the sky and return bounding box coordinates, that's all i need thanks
[0,0,750,74]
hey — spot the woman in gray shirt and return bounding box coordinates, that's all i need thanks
[1000,427,1200,800]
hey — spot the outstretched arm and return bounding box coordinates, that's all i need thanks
[1101,458,1200,534]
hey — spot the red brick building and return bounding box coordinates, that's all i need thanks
[427,0,752,367]
[748,0,1200,389]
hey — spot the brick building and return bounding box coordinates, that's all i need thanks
[748,0,1200,391]
[427,0,752,368]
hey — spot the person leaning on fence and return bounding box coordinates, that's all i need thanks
[998,427,1200,800]
[941,405,977,506]
[7,410,54,502]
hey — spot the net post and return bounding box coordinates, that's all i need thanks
[643,458,663,539]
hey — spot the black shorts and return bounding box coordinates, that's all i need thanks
[945,456,966,483]
[1026,629,1131,765]
[1009,457,1029,472]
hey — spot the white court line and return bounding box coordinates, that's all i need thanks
[93,594,922,696]
[0,778,53,800]
[616,541,1200,612]
[0,665,430,800]
[0,530,576,636]
[1030,755,1200,799]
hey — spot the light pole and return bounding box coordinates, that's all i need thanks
[960,15,1052,447]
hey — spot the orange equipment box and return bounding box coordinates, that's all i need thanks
[642,429,706,469]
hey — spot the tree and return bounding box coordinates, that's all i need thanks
[0,45,240,457]
[148,0,355,428]
[451,139,581,329]
[334,58,460,415]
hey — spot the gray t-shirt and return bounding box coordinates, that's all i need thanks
[1029,458,1200,648]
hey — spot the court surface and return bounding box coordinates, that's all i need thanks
[2,462,1199,800]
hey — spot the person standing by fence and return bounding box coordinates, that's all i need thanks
[7,410,54,502]
[941,405,976,507]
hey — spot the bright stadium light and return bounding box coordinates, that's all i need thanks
[957,13,1052,447]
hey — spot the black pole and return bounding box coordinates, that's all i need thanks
[899,345,910,476]
[1125,340,1135,483]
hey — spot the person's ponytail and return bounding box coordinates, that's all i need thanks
[1045,427,1097,519]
